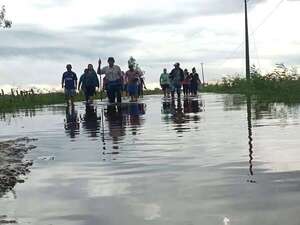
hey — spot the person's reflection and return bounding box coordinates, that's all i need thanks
[246,95,256,183]
[127,103,146,135]
[170,99,188,133]
[81,103,101,138]
[105,105,126,151]
[64,105,80,139]
[183,99,202,114]
[162,98,203,134]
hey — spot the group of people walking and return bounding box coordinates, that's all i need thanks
[160,63,202,98]
[61,59,202,106]
[61,57,147,105]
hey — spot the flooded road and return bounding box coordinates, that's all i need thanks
[1,94,300,225]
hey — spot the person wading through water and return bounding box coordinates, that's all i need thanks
[126,64,140,102]
[62,64,77,106]
[79,64,99,103]
[182,68,191,97]
[169,62,184,99]
[190,67,201,96]
[97,57,122,103]
[160,68,170,98]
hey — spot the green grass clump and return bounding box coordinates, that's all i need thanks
[202,72,300,103]
[0,92,85,112]
[0,88,163,112]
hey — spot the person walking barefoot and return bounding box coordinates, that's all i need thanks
[126,64,140,102]
[160,68,170,98]
[62,64,77,106]
[97,57,123,104]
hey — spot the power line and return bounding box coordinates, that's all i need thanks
[221,0,285,67]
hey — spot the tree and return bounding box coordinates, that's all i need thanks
[0,5,12,28]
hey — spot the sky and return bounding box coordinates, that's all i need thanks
[0,0,300,91]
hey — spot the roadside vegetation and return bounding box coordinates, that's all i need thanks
[202,64,300,102]
[0,89,163,112]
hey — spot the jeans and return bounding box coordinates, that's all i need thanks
[107,80,122,103]
[170,83,182,98]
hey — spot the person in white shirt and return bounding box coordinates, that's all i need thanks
[97,57,122,103]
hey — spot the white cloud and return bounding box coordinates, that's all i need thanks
[0,0,299,89]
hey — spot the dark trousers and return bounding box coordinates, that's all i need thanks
[190,83,198,95]
[171,83,181,98]
[107,83,122,103]
[183,84,189,95]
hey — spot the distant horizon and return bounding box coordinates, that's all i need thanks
[0,0,299,88]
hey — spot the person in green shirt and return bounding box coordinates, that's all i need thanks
[160,68,170,98]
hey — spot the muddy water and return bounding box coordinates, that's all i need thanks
[1,94,300,225]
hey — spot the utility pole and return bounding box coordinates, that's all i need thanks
[244,0,251,81]
[201,63,205,85]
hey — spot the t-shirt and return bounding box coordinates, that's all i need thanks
[126,70,140,85]
[170,68,184,85]
[160,73,170,85]
[99,65,122,82]
[182,74,191,85]
[191,73,200,84]
[85,71,99,87]
[62,71,77,89]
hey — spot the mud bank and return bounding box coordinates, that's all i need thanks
[0,137,37,198]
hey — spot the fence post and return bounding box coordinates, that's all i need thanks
[11,89,14,96]
[1,89,4,96]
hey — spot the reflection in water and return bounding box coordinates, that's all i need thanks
[162,98,203,134]
[81,104,101,138]
[0,108,37,125]
[102,103,146,159]
[5,95,300,225]
[247,96,256,183]
[64,106,80,139]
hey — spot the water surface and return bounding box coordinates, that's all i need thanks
[1,94,300,225]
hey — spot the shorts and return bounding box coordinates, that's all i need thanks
[128,83,138,96]
[161,84,170,91]
[85,86,96,97]
[65,89,76,97]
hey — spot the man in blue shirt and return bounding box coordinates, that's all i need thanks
[62,64,77,105]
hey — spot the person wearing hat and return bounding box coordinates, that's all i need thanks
[125,64,140,102]
[169,62,184,99]
[97,57,123,103]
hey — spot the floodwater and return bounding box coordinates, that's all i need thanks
[1,94,300,225]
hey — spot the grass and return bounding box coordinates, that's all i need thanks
[202,72,300,103]
[0,88,163,112]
